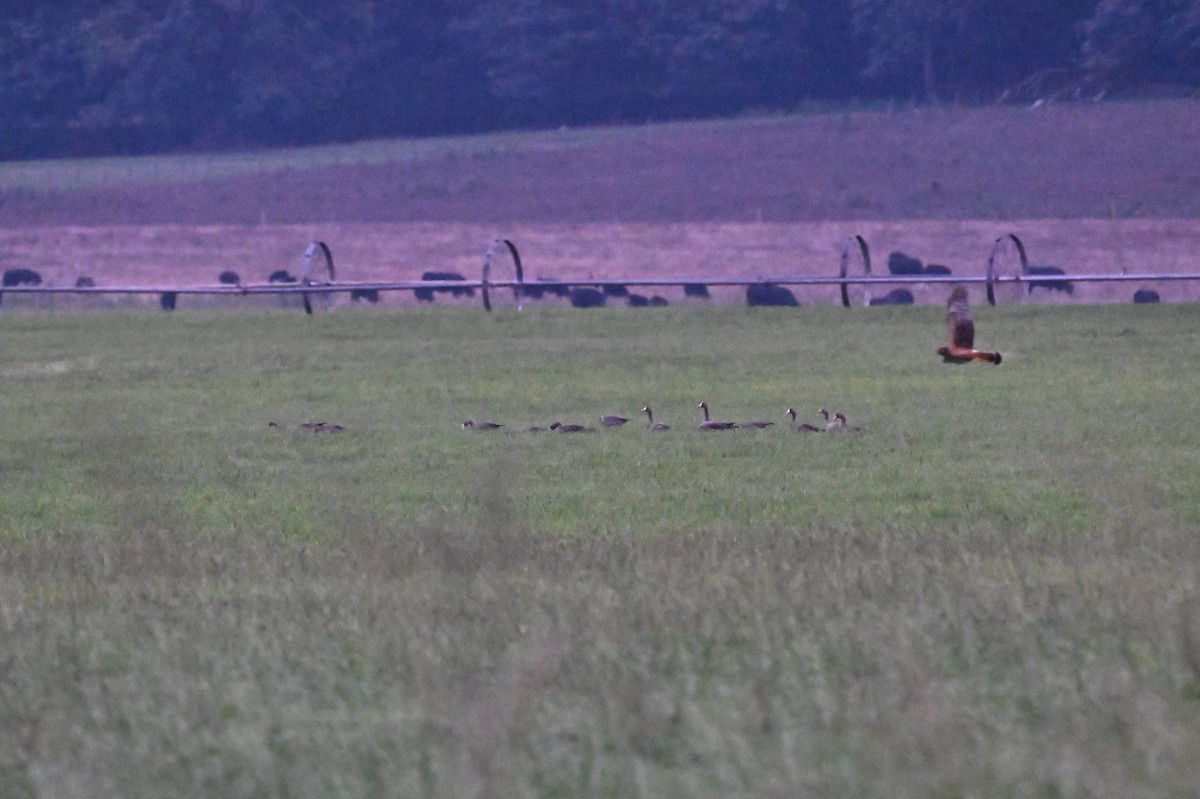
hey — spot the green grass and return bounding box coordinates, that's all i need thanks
[2,304,1199,797]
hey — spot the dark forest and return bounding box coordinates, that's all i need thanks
[2,0,1198,160]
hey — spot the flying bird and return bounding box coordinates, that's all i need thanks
[937,287,1002,364]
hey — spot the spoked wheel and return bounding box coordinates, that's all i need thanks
[480,238,525,312]
[839,234,871,307]
[986,234,1027,307]
[301,241,336,315]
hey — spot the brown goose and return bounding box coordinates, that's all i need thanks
[600,414,630,427]
[300,422,345,432]
[818,408,839,431]
[833,412,864,432]
[549,421,593,433]
[697,402,737,430]
[641,406,670,431]
[785,408,821,432]
[462,420,503,430]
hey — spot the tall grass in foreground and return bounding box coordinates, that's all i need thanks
[1,305,1199,797]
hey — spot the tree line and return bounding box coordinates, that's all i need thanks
[2,0,1197,160]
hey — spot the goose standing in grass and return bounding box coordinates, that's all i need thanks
[937,286,1003,364]
[462,420,503,430]
[819,409,839,431]
[697,402,737,430]
[550,421,593,433]
[833,413,864,432]
[641,406,670,431]
[785,408,821,432]
[600,414,630,427]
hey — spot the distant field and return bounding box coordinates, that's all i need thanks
[3,101,1200,225]
[2,306,1199,796]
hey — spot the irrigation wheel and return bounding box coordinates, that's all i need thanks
[839,235,871,307]
[480,238,525,312]
[301,241,336,315]
[986,234,1027,306]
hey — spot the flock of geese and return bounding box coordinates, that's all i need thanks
[463,404,864,434]
[462,286,1004,436]
[275,287,1001,437]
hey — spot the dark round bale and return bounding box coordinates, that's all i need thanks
[923,264,953,276]
[536,276,572,298]
[3,267,42,287]
[75,276,96,288]
[628,293,649,307]
[649,296,669,306]
[218,270,240,285]
[569,287,606,308]
[268,270,297,283]
[887,251,924,275]
[684,282,711,298]
[419,270,474,300]
[868,288,915,306]
[1133,288,1161,304]
[746,283,798,307]
[1026,265,1075,294]
[350,288,381,303]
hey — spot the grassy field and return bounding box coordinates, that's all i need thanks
[2,303,1199,797]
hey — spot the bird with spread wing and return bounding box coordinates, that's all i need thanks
[937,287,1002,365]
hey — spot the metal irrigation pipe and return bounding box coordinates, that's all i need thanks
[5,273,1199,295]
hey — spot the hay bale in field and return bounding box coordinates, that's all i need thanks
[415,270,474,302]
[628,293,649,307]
[1026,265,1075,294]
[75,276,95,288]
[218,270,240,285]
[869,288,915,306]
[923,264,953,276]
[684,282,711,299]
[1133,288,1161,304]
[569,287,606,308]
[746,283,798,307]
[887,251,924,275]
[3,267,41,287]
[268,270,297,283]
[535,276,571,298]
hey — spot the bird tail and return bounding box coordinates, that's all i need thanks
[975,350,1002,365]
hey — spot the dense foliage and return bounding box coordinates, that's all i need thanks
[2,0,1197,159]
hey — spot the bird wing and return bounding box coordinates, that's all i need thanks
[947,287,976,349]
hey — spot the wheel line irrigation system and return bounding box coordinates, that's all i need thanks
[3,234,1197,313]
